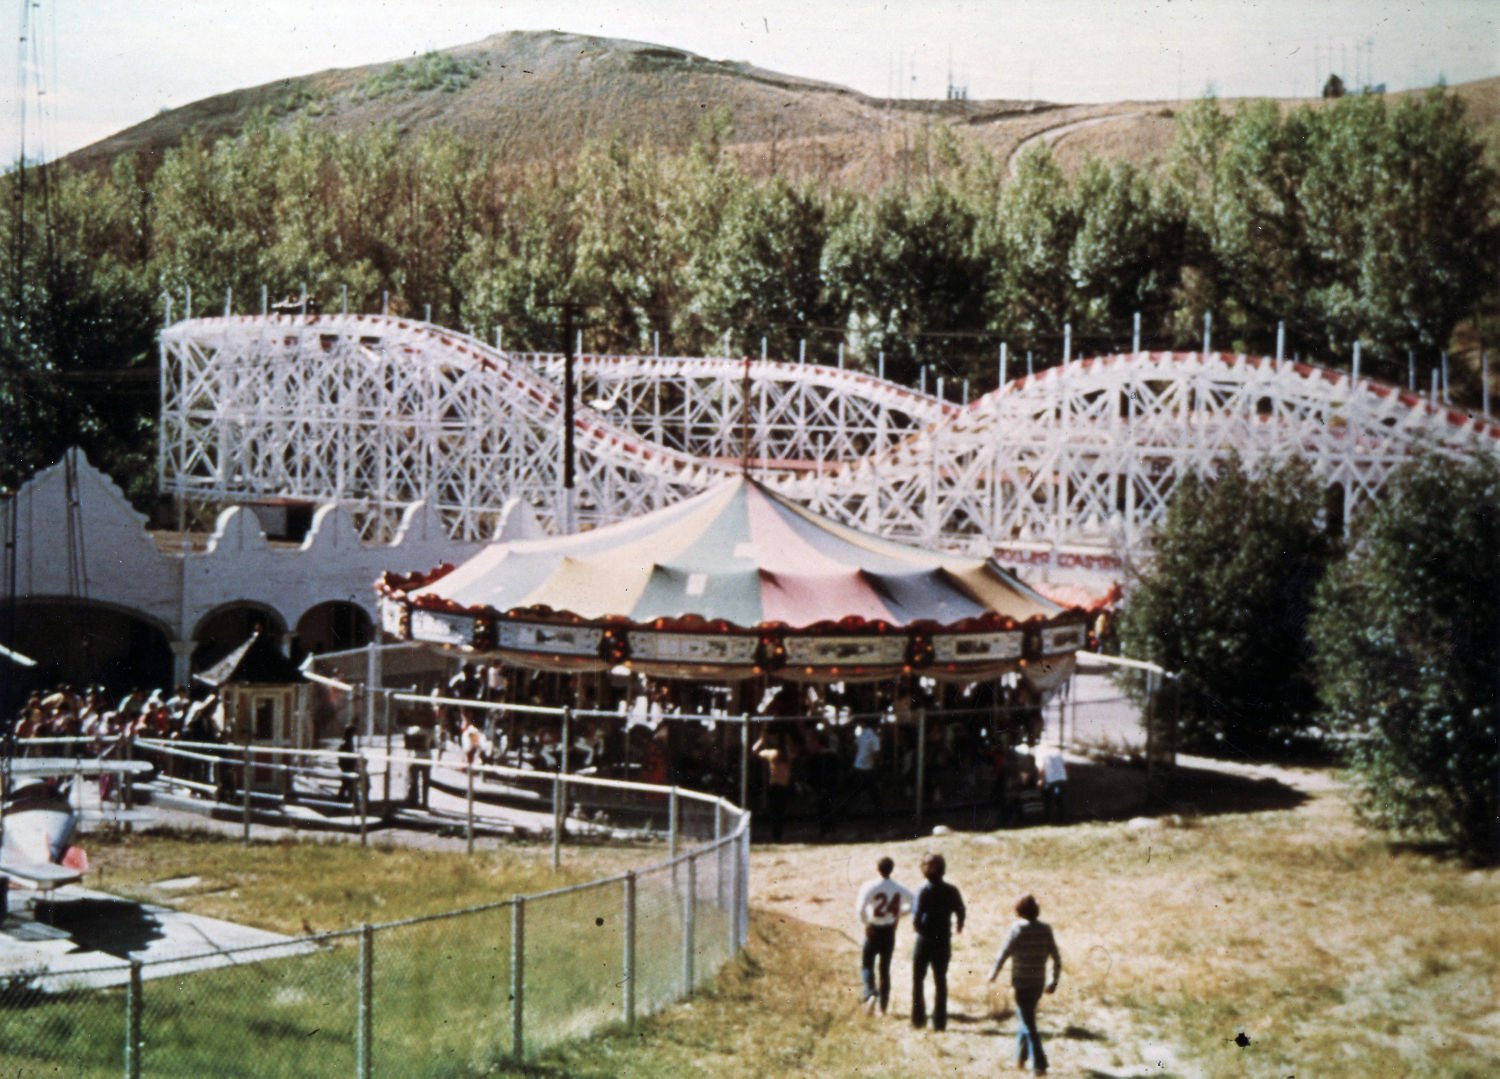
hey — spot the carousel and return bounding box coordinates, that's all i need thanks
[375,477,1089,825]
[376,476,1086,693]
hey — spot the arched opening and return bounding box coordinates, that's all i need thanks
[0,599,172,709]
[293,601,374,663]
[192,603,288,672]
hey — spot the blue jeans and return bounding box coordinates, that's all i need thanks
[912,936,951,1029]
[1015,984,1048,1072]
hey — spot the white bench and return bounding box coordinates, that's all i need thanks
[1,860,84,891]
[1,861,83,922]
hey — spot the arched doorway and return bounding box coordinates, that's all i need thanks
[192,603,288,672]
[0,599,173,708]
[293,601,374,664]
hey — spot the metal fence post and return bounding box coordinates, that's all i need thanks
[624,871,637,1029]
[357,924,373,1079]
[915,708,926,829]
[357,755,368,848]
[682,854,696,997]
[125,960,142,1079]
[739,714,750,811]
[669,786,679,861]
[714,804,725,909]
[242,741,252,845]
[550,772,561,871]
[736,821,749,950]
[382,691,393,808]
[511,897,526,1059]
[466,762,475,856]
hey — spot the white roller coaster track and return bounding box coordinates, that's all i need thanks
[159,316,1499,560]
[521,352,955,466]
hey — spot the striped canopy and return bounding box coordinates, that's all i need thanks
[379,477,1082,681]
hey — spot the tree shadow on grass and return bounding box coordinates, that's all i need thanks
[916,758,1309,837]
[1159,762,1309,817]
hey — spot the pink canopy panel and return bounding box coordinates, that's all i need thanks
[378,477,1086,683]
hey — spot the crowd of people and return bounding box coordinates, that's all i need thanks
[856,852,1063,1075]
[10,683,226,752]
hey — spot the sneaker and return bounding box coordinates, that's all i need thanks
[864,996,878,1016]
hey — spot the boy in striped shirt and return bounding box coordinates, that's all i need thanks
[989,893,1062,1075]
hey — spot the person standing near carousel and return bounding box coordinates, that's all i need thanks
[989,893,1063,1075]
[854,855,913,1016]
[910,852,965,1031]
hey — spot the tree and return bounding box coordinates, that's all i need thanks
[978,145,1080,355]
[684,177,833,360]
[0,162,156,497]
[821,180,986,385]
[1067,159,1186,347]
[1168,92,1498,374]
[1309,454,1500,862]
[1116,457,1339,753]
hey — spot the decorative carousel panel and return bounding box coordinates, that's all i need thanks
[933,630,1024,664]
[1040,622,1088,655]
[783,635,908,668]
[497,620,604,657]
[628,632,760,665]
[410,609,475,647]
[379,596,408,638]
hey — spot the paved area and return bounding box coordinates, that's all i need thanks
[0,884,315,992]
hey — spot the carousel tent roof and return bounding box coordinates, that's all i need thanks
[408,476,1063,630]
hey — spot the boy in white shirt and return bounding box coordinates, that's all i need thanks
[854,856,914,1015]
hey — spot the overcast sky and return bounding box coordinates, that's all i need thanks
[6,0,1498,161]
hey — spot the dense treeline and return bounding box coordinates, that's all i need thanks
[2,90,1497,498]
[1117,452,1500,863]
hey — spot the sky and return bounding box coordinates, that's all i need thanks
[5,0,1498,161]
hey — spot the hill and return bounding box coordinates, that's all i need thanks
[66,28,1500,187]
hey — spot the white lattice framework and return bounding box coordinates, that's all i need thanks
[522,352,955,466]
[784,351,1500,555]
[159,315,728,541]
[159,317,1499,556]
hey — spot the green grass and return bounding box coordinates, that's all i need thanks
[1,831,735,1076]
[359,52,480,99]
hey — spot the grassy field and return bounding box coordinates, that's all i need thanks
[541,764,1500,1078]
[5,771,1498,1076]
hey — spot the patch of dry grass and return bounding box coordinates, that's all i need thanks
[542,779,1499,1077]
[83,827,654,934]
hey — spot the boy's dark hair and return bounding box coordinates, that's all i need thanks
[877,856,894,877]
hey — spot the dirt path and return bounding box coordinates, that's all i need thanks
[751,845,1183,1075]
[747,753,1339,1076]
[1006,112,1133,178]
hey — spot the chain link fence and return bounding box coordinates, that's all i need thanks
[1,774,748,1077]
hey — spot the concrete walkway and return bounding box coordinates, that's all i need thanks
[0,884,316,992]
